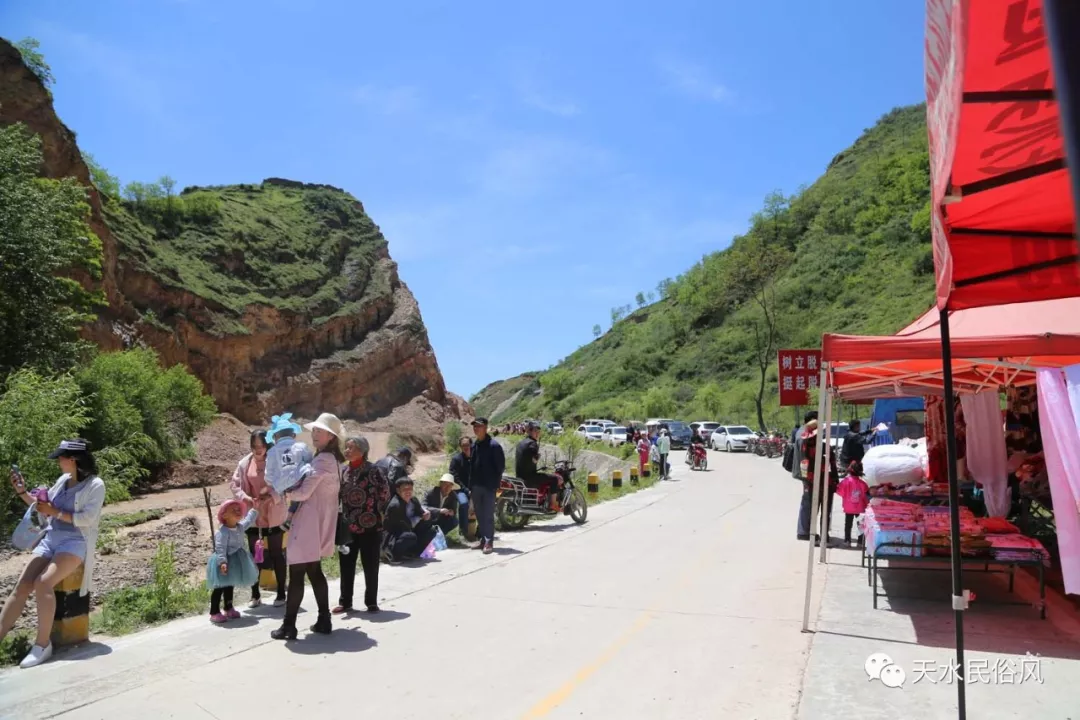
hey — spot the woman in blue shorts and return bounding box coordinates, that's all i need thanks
[1,439,106,669]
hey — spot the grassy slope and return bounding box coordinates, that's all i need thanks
[105,180,392,334]
[477,105,935,428]
[470,372,540,421]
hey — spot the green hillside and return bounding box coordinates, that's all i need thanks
[475,105,935,428]
[103,178,391,334]
[470,372,540,419]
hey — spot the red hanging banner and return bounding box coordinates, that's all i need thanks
[777,349,822,407]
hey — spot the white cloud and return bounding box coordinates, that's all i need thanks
[657,56,733,104]
[351,84,420,116]
[521,91,580,117]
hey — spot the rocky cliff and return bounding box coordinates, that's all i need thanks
[0,38,466,429]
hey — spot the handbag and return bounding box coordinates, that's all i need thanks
[782,442,794,472]
[335,512,354,546]
[11,503,47,551]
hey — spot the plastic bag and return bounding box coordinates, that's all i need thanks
[863,444,925,487]
[11,503,47,551]
[432,526,448,552]
[253,538,265,564]
[420,540,437,559]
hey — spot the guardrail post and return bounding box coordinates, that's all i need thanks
[587,472,600,496]
[52,564,89,647]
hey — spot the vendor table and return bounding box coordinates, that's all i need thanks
[862,542,1046,619]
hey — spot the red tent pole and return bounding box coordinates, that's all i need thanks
[1044,0,1080,248]
[939,307,967,719]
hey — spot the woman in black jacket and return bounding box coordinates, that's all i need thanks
[382,478,437,562]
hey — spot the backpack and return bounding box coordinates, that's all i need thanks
[782,442,794,472]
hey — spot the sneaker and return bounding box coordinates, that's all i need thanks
[248,597,263,609]
[19,643,52,669]
[273,596,286,607]
[209,613,228,624]
[482,541,493,555]
[469,540,484,551]
[226,608,241,620]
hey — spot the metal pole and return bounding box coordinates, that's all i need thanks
[801,369,828,632]
[940,307,967,719]
[1043,0,1080,242]
[819,392,834,563]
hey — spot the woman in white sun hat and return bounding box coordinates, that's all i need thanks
[270,413,344,641]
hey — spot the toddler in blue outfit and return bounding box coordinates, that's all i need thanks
[206,499,259,623]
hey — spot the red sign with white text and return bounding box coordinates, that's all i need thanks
[777,349,821,406]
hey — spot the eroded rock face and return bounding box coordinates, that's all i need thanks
[0,39,465,427]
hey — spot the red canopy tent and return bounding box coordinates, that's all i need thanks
[926,0,1078,311]
[824,297,1080,398]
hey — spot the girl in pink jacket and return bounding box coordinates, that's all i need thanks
[836,460,870,545]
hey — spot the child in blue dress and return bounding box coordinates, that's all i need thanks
[206,499,259,623]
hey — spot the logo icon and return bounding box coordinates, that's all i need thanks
[865,652,906,689]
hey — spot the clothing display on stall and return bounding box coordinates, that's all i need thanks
[1036,369,1080,595]
[960,392,1009,518]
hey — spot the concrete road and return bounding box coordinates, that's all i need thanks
[0,449,820,720]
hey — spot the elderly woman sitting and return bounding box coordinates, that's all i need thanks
[424,473,460,536]
[382,477,438,563]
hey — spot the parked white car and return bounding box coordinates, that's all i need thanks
[602,426,628,446]
[711,425,757,452]
[576,424,605,441]
[546,421,564,435]
[586,418,617,429]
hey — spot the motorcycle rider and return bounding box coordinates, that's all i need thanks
[515,421,563,511]
[688,427,706,465]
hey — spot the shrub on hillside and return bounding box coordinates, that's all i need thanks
[444,420,463,454]
[76,349,216,485]
[0,370,89,519]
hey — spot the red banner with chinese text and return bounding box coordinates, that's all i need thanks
[777,349,822,406]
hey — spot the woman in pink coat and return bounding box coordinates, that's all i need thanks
[270,413,343,641]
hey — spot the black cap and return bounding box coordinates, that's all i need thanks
[48,439,89,459]
[471,417,489,426]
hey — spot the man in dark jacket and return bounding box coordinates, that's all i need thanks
[376,447,413,487]
[382,478,436,562]
[515,421,563,510]
[448,436,473,539]
[469,417,505,554]
[840,420,870,469]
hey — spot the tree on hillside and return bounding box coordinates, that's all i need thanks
[696,382,725,418]
[83,152,121,199]
[540,368,574,401]
[635,292,646,308]
[657,278,673,300]
[15,38,54,90]
[646,291,655,304]
[592,324,602,339]
[643,386,674,418]
[0,124,103,376]
[610,306,626,325]
[730,191,793,431]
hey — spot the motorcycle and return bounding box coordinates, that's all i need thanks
[685,441,708,470]
[496,460,588,530]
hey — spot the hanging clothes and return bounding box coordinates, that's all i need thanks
[1036,369,1080,596]
[960,392,1009,518]
[925,395,948,483]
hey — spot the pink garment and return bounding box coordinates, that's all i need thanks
[1036,369,1080,595]
[836,474,870,514]
[284,452,341,565]
[229,454,287,529]
[637,440,649,472]
[960,391,1009,517]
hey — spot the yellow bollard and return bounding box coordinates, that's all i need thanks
[643,464,651,478]
[612,470,623,489]
[259,531,288,592]
[630,466,640,485]
[587,472,600,495]
[51,564,89,647]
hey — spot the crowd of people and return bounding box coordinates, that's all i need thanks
[0,415,511,664]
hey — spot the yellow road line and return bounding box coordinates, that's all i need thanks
[519,495,750,718]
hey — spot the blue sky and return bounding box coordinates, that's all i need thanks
[2,1,925,398]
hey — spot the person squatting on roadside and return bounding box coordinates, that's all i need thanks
[424,473,461,536]
[383,477,437,562]
[469,417,505,555]
[515,421,563,510]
